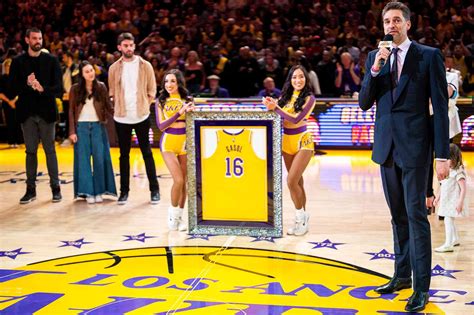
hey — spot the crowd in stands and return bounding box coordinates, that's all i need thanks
[0,0,473,99]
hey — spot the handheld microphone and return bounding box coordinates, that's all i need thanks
[378,34,393,67]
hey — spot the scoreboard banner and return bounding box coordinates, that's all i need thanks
[315,101,375,147]
[314,99,474,149]
[108,98,472,149]
[186,110,283,237]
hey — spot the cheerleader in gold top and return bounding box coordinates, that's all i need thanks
[155,69,194,231]
[262,65,316,236]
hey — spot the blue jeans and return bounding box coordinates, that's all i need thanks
[74,122,117,197]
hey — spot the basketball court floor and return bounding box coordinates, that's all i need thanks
[0,145,472,314]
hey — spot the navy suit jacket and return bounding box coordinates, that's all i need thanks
[359,41,449,167]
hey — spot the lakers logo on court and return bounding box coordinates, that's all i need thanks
[0,246,445,314]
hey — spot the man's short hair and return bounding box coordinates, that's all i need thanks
[263,77,274,84]
[26,27,42,37]
[117,32,135,45]
[382,1,411,21]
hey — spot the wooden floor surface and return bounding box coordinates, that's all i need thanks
[0,145,473,314]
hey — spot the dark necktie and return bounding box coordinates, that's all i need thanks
[391,47,399,88]
[390,47,400,103]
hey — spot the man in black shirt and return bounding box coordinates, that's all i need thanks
[9,28,63,204]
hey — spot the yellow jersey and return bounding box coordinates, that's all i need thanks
[162,93,185,120]
[201,128,268,221]
[282,91,312,119]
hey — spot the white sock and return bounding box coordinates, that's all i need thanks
[453,221,459,243]
[444,216,455,246]
[168,206,181,218]
[179,207,186,220]
[450,217,457,244]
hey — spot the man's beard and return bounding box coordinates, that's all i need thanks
[123,51,134,58]
[30,43,42,52]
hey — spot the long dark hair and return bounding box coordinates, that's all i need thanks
[76,60,100,105]
[157,69,192,106]
[278,65,313,113]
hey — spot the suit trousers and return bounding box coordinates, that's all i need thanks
[380,146,431,292]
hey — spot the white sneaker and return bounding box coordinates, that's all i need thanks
[86,196,95,204]
[60,139,72,147]
[168,207,181,231]
[287,210,310,236]
[167,207,187,231]
[434,244,454,252]
[178,208,187,232]
[95,195,103,203]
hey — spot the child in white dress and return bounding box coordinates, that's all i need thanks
[434,144,469,252]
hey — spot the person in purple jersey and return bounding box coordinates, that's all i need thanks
[263,65,316,236]
[155,69,194,231]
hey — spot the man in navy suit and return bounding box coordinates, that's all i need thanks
[359,1,449,312]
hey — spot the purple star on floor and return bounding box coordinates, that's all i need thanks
[250,236,278,243]
[59,238,93,249]
[0,248,31,260]
[364,249,396,261]
[186,234,215,241]
[123,233,157,243]
[309,239,345,250]
[431,264,462,279]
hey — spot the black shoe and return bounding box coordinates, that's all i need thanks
[150,190,160,204]
[20,186,36,204]
[52,186,62,203]
[405,291,429,312]
[118,192,128,205]
[426,195,435,215]
[374,277,412,294]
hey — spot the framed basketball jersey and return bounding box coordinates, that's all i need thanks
[201,128,267,221]
[186,110,283,237]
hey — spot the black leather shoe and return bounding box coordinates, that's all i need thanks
[150,190,160,204]
[426,196,435,215]
[52,186,62,203]
[374,277,412,294]
[405,291,429,312]
[20,186,36,204]
[118,192,128,205]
